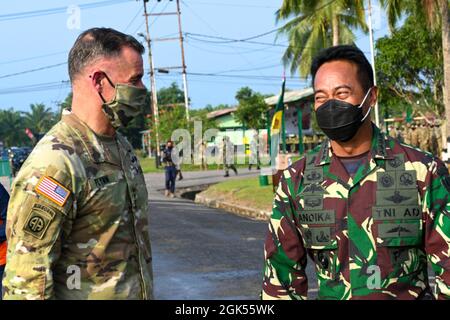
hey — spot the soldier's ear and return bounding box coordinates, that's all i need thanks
[90,71,105,93]
[369,86,378,107]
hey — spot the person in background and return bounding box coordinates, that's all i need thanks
[162,140,177,197]
[0,183,8,298]
[222,136,238,177]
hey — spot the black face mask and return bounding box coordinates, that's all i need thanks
[315,88,373,142]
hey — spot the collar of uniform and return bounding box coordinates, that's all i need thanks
[314,138,332,166]
[371,124,395,160]
[62,111,112,163]
[313,123,394,167]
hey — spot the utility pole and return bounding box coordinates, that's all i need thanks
[175,0,190,122]
[141,0,161,167]
[367,0,380,127]
[144,0,190,122]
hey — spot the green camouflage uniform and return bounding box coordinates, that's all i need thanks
[2,111,153,300]
[262,124,450,300]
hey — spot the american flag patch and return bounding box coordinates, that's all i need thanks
[35,176,71,207]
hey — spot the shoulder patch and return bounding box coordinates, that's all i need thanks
[23,203,56,239]
[35,176,71,207]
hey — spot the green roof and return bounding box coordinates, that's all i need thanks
[264,87,314,106]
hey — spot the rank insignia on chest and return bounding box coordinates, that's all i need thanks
[35,176,71,207]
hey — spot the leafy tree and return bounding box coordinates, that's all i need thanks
[234,87,268,130]
[24,103,57,135]
[379,0,449,140]
[376,12,444,117]
[0,108,28,147]
[276,0,368,76]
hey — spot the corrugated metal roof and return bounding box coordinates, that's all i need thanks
[264,87,314,106]
[207,107,237,119]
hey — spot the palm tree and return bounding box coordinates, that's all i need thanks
[380,0,449,155]
[23,103,56,135]
[0,108,27,147]
[276,0,368,77]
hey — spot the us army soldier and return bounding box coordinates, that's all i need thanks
[2,28,153,300]
[262,45,450,300]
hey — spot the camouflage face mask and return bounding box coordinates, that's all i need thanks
[99,73,148,129]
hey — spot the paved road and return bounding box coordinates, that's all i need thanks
[144,170,318,300]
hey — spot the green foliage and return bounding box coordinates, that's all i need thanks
[0,108,30,147]
[375,12,444,117]
[276,0,368,77]
[24,103,57,134]
[157,82,186,106]
[234,86,268,130]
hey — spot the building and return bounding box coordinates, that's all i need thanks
[206,87,316,152]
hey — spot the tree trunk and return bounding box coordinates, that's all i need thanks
[332,14,340,46]
[441,0,450,162]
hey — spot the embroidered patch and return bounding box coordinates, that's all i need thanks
[304,169,323,184]
[385,154,405,171]
[397,171,417,189]
[302,196,323,210]
[377,172,396,189]
[35,176,71,207]
[376,190,418,206]
[298,210,335,225]
[372,206,421,221]
[303,227,332,247]
[23,203,56,239]
[378,222,419,238]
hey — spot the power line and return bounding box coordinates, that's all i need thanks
[124,6,143,32]
[185,33,372,54]
[0,51,67,65]
[0,0,132,22]
[0,81,70,95]
[186,1,279,9]
[0,62,67,80]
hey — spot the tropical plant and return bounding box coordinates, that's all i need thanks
[276,0,368,76]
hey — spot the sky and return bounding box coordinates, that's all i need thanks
[0,0,389,113]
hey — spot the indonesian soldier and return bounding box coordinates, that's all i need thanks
[403,123,412,145]
[2,28,153,300]
[262,45,450,300]
[410,123,419,148]
[418,122,430,152]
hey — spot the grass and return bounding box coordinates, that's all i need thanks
[138,155,272,174]
[199,176,274,212]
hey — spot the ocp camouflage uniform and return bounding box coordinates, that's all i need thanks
[2,111,153,300]
[262,125,450,300]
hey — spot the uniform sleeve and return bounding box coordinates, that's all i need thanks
[262,171,308,300]
[424,159,450,300]
[2,153,74,300]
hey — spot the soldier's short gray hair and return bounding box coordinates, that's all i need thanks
[68,27,145,82]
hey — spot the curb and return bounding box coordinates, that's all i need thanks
[194,192,270,221]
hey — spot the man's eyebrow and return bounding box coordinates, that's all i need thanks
[314,89,327,95]
[334,85,353,91]
[314,85,353,95]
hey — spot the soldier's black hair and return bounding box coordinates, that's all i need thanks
[310,45,374,92]
[68,27,145,82]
